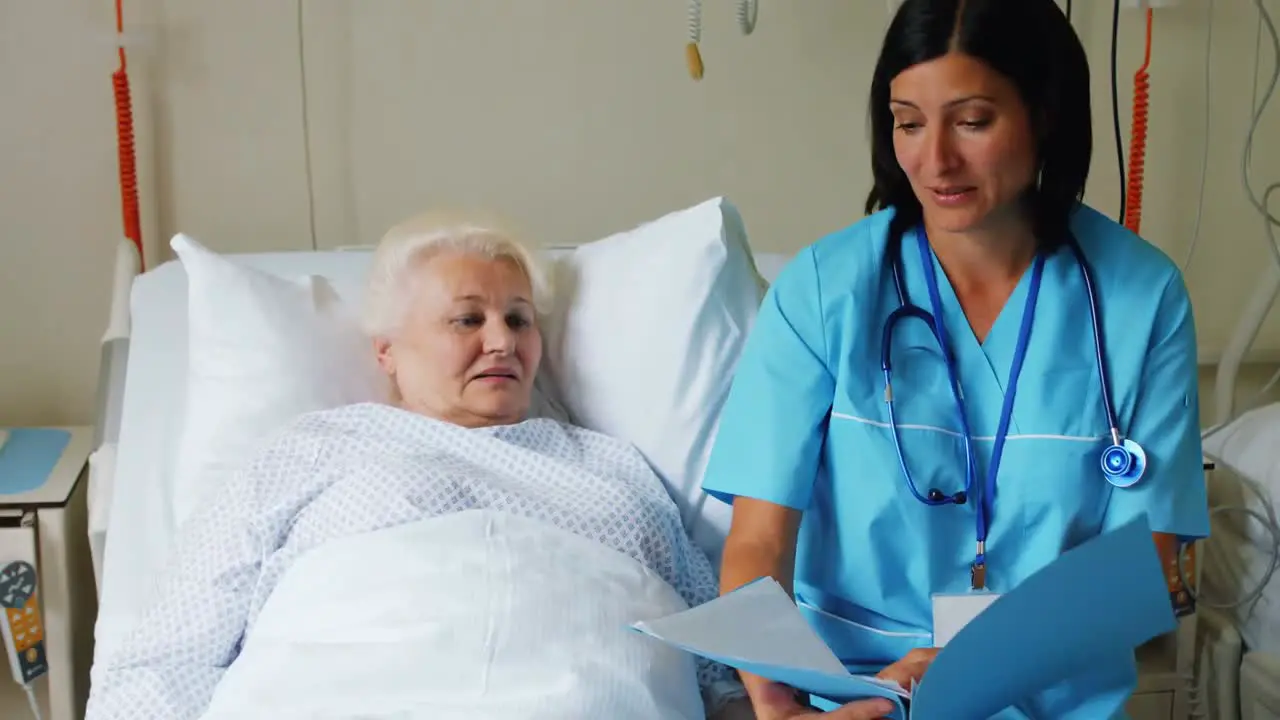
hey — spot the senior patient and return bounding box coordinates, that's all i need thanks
[86,213,747,720]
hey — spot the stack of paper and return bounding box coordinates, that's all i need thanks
[632,517,1176,718]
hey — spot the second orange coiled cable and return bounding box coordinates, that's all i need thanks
[113,0,144,270]
[1124,8,1153,235]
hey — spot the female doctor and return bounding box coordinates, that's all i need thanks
[702,0,1209,718]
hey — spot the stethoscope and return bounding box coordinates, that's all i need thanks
[880,227,1146,588]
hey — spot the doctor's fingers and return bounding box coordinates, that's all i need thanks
[748,681,812,719]
[806,698,897,719]
[750,682,895,720]
[875,646,940,688]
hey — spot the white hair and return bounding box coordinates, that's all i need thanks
[361,210,552,338]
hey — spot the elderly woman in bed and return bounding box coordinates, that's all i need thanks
[85,213,758,720]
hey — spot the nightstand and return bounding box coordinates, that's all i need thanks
[0,426,97,720]
[1124,459,1213,720]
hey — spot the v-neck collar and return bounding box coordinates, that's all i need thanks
[928,251,1035,393]
[911,228,1041,435]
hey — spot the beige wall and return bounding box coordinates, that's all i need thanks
[1,0,1278,426]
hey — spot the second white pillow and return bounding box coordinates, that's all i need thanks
[169,234,389,527]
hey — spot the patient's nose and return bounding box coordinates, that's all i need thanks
[482,320,517,355]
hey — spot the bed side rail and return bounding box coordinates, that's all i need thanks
[88,240,141,594]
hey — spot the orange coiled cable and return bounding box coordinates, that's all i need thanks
[1123,8,1153,235]
[113,0,144,270]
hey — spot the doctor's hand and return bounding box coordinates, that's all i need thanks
[875,647,940,690]
[747,679,897,720]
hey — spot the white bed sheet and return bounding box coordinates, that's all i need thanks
[92,248,793,664]
[1240,650,1280,720]
[1198,467,1280,655]
[1201,410,1280,657]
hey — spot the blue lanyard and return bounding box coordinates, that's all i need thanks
[916,230,1045,588]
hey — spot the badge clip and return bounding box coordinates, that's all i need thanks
[971,541,987,591]
[970,563,987,591]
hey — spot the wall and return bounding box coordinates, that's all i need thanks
[0,0,128,427]
[0,0,1277,427]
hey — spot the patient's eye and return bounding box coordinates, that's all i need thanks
[506,312,532,330]
[452,314,484,328]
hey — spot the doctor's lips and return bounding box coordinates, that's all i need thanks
[928,186,976,205]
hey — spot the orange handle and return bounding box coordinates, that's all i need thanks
[686,42,704,81]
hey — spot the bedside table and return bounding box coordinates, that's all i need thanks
[1123,459,1214,720]
[0,426,97,720]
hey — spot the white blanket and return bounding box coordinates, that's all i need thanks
[198,509,707,719]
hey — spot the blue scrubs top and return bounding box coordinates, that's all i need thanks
[702,204,1210,719]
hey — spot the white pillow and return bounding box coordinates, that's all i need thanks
[169,235,572,528]
[169,196,765,563]
[169,235,390,526]
[541,196,766,563]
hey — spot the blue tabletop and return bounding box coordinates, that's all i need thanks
[0,429,72,495]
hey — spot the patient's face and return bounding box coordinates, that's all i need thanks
[374,251,542,428]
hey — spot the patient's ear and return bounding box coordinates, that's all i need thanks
[372,337,396,375]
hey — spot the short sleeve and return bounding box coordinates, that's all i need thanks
[701,246,836,510]
[1102,271,1210,540]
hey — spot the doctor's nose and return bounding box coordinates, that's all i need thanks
[923,127,962,174]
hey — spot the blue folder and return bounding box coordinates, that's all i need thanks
[632,517,1176,719]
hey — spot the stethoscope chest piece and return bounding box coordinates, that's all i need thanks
[1101,438,1146,488]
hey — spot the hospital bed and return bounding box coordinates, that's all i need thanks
[81,194,1211,719]
[1196,263,1280,720]
[83,197,794,716]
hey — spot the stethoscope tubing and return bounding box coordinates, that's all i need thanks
[884,228,1121,436]
[880,226,1129,507]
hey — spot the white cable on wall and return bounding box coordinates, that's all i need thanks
[689,0,761,39]
[1182,0,1215,273]
[737,0,758,35]
[1193,0,1280,619]
[1242,1,1280,269]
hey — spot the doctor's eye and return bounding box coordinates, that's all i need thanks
[894,122,922,135]
[957,117,992,131]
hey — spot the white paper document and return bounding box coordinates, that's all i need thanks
[632,577,910,702]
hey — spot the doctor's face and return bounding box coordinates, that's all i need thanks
[888,51,1038,235]
[373,250,542,428]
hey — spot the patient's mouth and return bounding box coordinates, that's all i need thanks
[474,371,518,383]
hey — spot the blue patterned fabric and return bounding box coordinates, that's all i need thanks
[87,402,737,719]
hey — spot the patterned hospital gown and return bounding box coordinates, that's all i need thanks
[86,402,740,719]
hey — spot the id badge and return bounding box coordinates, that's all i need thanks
[931,592,1000,648]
